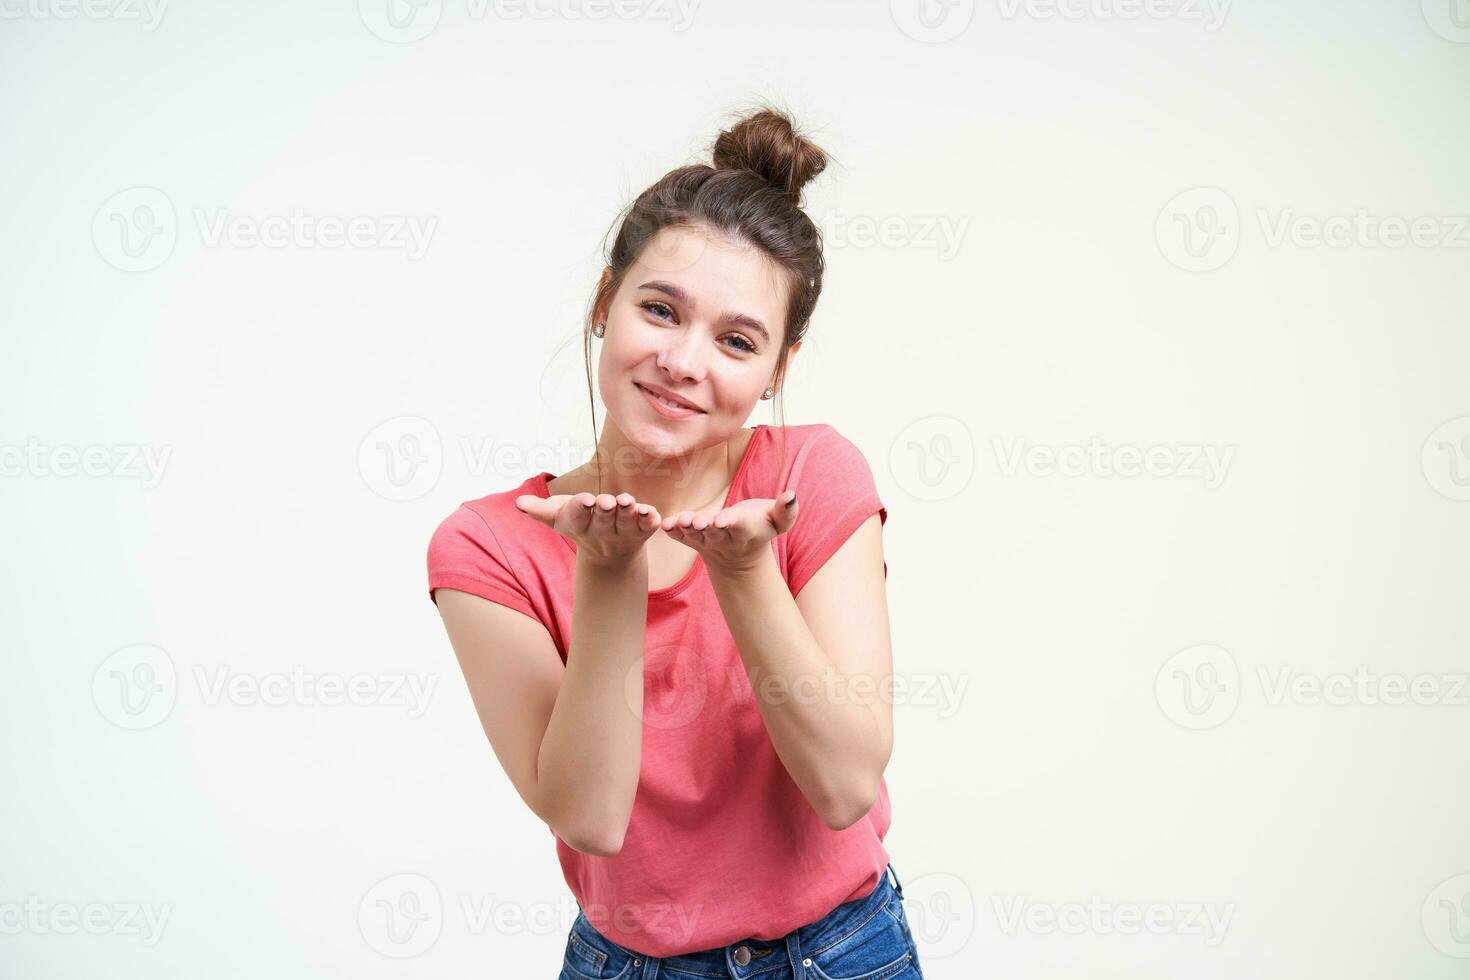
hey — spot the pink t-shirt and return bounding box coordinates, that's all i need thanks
[425,423,891,958]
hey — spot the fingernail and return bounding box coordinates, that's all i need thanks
[785,494,797,508]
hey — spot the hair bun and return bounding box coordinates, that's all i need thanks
[711,107,828,206]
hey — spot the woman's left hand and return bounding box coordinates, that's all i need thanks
[662,490,799,574]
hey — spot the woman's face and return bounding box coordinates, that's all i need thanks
[597,223,800,457]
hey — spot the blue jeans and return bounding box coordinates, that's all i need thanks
[559,862,924,979]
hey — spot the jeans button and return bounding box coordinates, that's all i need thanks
[733,945,751,965]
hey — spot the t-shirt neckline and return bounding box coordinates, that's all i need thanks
[531,424,767,600]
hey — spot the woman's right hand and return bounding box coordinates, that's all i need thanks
[513,492,662,567]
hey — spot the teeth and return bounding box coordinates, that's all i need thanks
[644,385,692,411]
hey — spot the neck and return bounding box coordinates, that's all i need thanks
[579,421,750,517]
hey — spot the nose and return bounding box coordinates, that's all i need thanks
[655,327,707,384]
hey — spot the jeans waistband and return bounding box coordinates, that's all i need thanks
[570,862,904,977]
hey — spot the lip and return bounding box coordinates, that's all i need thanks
[635,382,705,418]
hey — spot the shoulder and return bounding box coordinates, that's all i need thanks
[425,478,551,617]
[780,423,877,481]
[427,478,543,564]
[765,421,884,516]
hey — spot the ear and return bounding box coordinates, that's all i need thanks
[592,266,614,325]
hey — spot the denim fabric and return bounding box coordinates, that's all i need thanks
[558,863,924,980]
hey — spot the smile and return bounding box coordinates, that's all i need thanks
[635,382,704,417]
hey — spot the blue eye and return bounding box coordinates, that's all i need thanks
[639,301,757,354]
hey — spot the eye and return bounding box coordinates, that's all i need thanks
[640,300,676,321]
[640,300,757,354]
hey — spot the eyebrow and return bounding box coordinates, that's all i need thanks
[636,280,770,344]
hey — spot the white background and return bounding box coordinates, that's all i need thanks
[2,0,1468,977]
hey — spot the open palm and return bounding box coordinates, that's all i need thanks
[661,490,799,574]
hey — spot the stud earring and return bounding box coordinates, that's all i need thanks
[593,323,605,337]
[760,386,775,400]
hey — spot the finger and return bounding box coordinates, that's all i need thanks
[590,493,618,534]
[710,513,738,544]
[514,495,555,527]
[614,492,637,533]
[691,511,712,532]
[771,490,798,533]
[635,502,659,533]
[569,492,597,535]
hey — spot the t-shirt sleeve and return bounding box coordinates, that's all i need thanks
[784,426,889,598]
[426,504,539,622]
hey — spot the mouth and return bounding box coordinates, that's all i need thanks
[635,382,705,416]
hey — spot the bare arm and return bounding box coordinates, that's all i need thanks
[534,549,648,855]
[436,492,659,857]
[702,513,893,830]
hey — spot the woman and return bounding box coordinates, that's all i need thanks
[427,103,923,979]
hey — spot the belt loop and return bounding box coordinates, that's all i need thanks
[886,862,904,898]
[786,931,804,975]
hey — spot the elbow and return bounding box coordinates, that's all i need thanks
[818,777,880,832]
[536,785,628,857]
[556,822,626,857]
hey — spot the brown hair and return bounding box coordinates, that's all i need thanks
[581,100,833,496]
